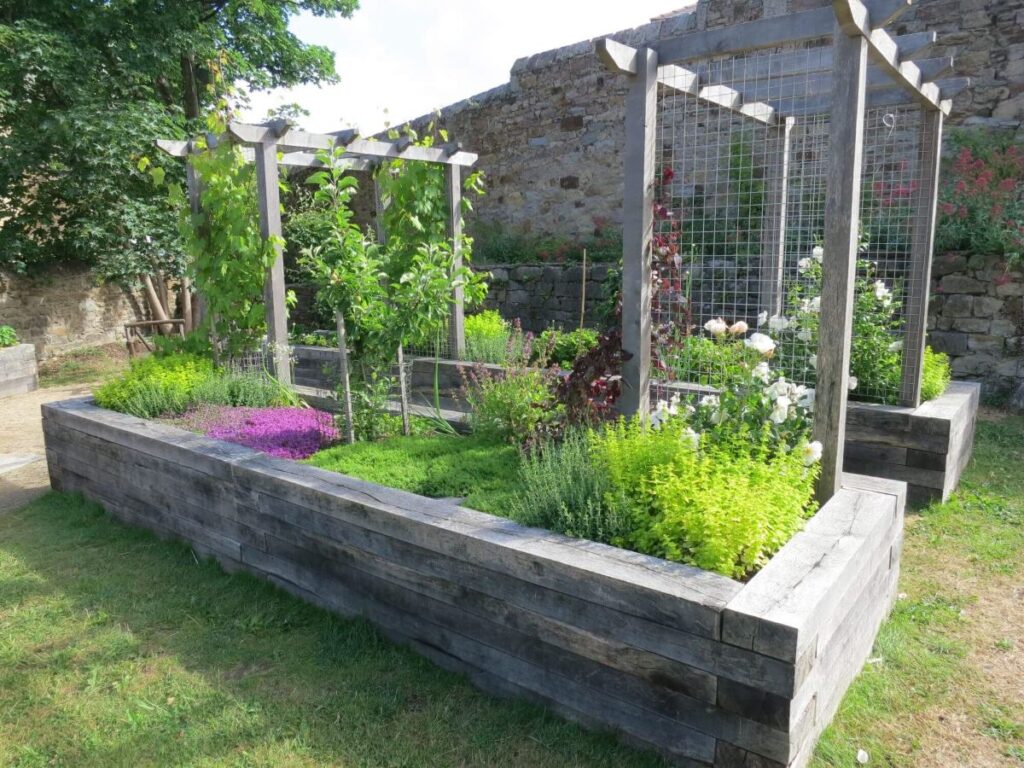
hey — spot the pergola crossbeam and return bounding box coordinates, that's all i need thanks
[601,46,784,125]
[837,0,942,111]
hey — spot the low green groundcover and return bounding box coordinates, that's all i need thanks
[307,433,521,515]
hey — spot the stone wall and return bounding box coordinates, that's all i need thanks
[0,265,149,359]
[929,253,1024,394]
[476,262,613,333]
[397,0,1023,245]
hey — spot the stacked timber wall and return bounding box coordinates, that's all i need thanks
[43,398,906,767]
[844,381,980,505]
[0,344,38,397]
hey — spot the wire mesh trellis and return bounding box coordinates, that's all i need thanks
[649,44,936,408]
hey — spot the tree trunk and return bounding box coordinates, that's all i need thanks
[141,274,174,335]
[335,310,356,444]
[181,54,200,122]
[181,276,194,333]
[397,344,411,436]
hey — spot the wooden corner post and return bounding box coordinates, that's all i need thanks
[760,117,796,318]
[815,1,870,501]
[900,107,944,406]
[618,45,658,418]
[446,164,466,360]
[253,140,292,387]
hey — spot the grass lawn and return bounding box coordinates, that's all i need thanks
[307,432,521,514]
[38,343,128,388]
[1,413,1022,766]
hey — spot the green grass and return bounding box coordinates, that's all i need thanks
[811,413,1024,766]
[38,344,128,388]
[0,493,664,768]
[306,433,521,514]
[3,415,1023,766]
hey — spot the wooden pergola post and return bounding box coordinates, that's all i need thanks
[612,43,659,418]
[759,117,795,318]
[814,1,870,501]
[900,108,944,407]
[446,164,466,360]
[252,138,292,387]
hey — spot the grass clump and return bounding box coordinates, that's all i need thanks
[307,432,520,513]
[464,310,525,364]
[94,353,290,418]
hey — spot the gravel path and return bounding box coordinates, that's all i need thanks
[0,384,93,515]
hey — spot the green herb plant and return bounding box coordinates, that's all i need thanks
[0,325,18,348]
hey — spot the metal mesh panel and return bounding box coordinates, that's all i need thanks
[649,45,934,408]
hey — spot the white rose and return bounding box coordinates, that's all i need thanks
[797,327,813,342]
[801,441,823,466]
[744,332,776,357]
[757,311,768,327]
[798,388,816,409]
[770,396,791,424]
[767,379,790,400]
[681,428,700,449]
[809,354,818,370]
[873,280,890,301]
[729,320,749,336]
[812,245,824,262]
[752,362,771,382]
[768,315,790,332]
[849,376,858,391]
[704,317,728,337]
[699,394,719,410]
[797,257,812,272]
[888,340,903,353]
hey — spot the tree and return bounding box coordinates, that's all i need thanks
[0,0,358,301]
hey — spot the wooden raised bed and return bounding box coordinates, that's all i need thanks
[0,343,38,397]
[43,397,906,767]
[844,382,980,505]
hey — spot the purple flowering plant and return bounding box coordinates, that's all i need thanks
[171,405,339,460]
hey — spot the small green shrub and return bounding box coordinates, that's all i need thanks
[590,419,818,579]
[536,327,599,368]
[509,430,627,544]
[465,367,562,445]
[921,347,952,402]
[464,310,524,364]
[94,354,289,418]
[0,325,18,348]
[95,354,217,418]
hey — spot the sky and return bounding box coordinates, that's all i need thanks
[243,1,687,135]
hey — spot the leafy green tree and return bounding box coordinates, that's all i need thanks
[0,0,358,285]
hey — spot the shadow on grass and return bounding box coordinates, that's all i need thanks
[0,492,666,768]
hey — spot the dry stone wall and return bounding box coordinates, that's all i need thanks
[929,253,1024,394]
[0,265,150,359]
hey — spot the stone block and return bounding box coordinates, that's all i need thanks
[968,334,1003,353]
[973,296,1004,318]
[928,331,969,356]
[932,253,969,276]
[995,281,1024,298]
[940,275,988,295]
[952,354,998,376]
[951,317,991,333]
[941,294,974,317]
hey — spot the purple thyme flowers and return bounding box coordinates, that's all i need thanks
[171,405,338,459]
